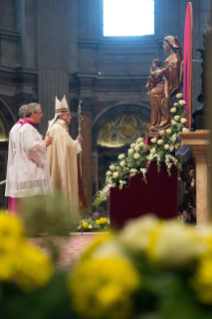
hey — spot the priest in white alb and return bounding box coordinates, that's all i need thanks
[5,104,27,213]
[46,96,83,224]
[10,103,53,200]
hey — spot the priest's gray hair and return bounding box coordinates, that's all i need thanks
[25,103,41,118]
[18,104,28,120]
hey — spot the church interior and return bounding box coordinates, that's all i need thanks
[0,0,212,318]
[0,0,209,210]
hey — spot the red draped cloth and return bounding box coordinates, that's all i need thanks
[183,2,193,130]
[110,162,178,229]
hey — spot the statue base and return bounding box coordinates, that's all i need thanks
[110,162,178,229]
[178,131,210,227]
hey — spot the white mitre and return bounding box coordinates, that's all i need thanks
[46,95,70,135]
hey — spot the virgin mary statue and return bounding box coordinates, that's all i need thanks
[148,35,183,133]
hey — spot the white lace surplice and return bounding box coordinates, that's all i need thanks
[10,124,52,197]
[5,122,22,197]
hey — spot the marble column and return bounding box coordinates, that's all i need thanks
[179,131,210,226]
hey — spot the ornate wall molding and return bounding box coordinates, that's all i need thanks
[92,101,151,146]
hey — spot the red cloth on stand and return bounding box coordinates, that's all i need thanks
[183,3,193,128]
[110,162,178,229]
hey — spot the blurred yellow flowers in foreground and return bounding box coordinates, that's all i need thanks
[0,213,53,291]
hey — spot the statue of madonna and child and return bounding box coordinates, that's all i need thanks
[146,35,184,135]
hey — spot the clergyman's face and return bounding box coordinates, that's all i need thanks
[33,106,43,123]
[62,112,72,126]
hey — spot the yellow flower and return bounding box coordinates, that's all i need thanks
[99,218,107,225]
[15,243,53,291]
[0,254,17,280]
[192,258,212,304]
[82,222,89,229]
[95,220,101,225]
[0,214,25,252]
[80,235,111,262]
[69,258,139,319]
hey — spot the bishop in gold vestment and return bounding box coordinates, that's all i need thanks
[47,96,83,224]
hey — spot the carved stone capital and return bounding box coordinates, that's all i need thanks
[15,93,37,110]
[81,98,95,114]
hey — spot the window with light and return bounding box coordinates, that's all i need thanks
[103,0,154,37]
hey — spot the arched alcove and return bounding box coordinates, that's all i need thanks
[92,102,151,147]
[0,98,15,138]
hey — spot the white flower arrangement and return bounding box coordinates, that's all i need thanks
[174,115,180,121]
[128,149,133,155]
[151,138,156,143]
[164,144,169,150]
[176,93,183,99]
[129,169,138,178]
[150,148,156,154]
[93,93,187,206]
[118,154,125,160]
[180,118,187,124]
[179,100,186,106]
[120,161,126,167]
[113,172,119,178]
[134,153,140,159]
[119,180,127,190]
[171,119,177,126]
[140,168,147,184]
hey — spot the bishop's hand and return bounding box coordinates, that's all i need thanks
[77,135,83,143]
[44,135,53,147]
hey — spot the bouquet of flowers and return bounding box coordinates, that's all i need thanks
[76,217,110,232]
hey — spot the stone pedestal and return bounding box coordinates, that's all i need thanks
[179,131,210,227]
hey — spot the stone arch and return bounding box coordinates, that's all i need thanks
[92,101,151,147]
[0,98,15,138]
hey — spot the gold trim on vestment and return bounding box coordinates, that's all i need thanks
[55,108,70,114]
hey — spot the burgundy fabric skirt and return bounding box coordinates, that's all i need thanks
[110,161,178,229]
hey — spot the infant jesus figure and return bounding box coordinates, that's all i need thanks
[145,59,162,95]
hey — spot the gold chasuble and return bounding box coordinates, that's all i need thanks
[47,119,82,224]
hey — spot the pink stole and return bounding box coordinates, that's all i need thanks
[22,118,36,128]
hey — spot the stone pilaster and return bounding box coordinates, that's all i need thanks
[80,98,93,211]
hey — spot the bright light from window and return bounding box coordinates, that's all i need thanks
[103,0,154,36]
